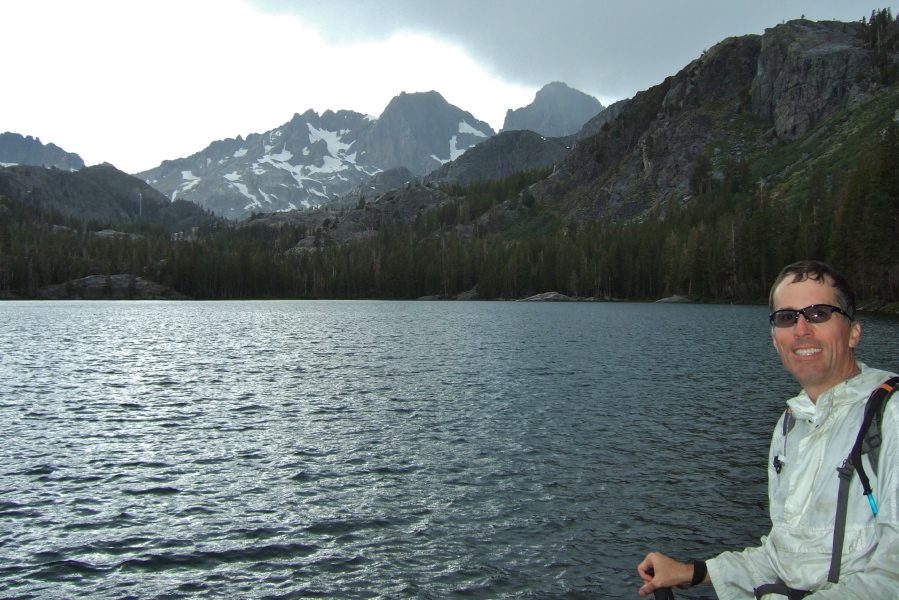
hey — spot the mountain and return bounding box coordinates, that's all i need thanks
[0,163,211,228]
[137,109,375,221]
[258,128,570,236]
[575,98,629,140]
[270,15,899,255]
[0,132,85,171]
[356,91,495,174]
[246,181,458,253]
[424,129,570,186]
[325,167,416,212]
[136,91,494,221]
[530,18,899,223]
[501,82,603,137]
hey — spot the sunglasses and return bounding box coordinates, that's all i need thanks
[768,304,852,328]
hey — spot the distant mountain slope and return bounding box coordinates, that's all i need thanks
[136,91,494,221]
[0,132,84,171]
[575,99,630,140]
[257,182,458,252]
[501,82,603,137]
[326,167,416,212]
[531,18,899,223]
[425,129,569,186]
[313,129,569,220]
[0,164,210,228]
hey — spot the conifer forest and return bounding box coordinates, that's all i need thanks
[2,119,898,304]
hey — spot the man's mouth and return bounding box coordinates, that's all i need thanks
[794,348,822,356]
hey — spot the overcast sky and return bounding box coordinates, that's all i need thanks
[2,1,894,174]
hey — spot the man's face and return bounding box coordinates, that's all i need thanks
[771,276,861,402]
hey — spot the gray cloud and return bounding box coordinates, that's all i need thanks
[249,0,893,103]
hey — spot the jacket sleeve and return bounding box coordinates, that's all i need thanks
[707,543,781,600]
[809,400,899,599]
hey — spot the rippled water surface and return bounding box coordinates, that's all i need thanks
[3,300,899,599]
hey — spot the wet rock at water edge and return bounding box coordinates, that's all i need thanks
[37,274,188,300]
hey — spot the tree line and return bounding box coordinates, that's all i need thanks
[268,121,899,303]
[1,122,898,303]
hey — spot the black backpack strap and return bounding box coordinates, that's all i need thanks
[852,376,899,497]
[754,578,811,599]
[829,459,856,582]
[828,376,899,583]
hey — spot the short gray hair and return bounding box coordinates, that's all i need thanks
[768,261,856,319]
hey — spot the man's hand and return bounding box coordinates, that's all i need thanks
[637,552,696,596]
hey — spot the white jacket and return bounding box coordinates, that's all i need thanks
[707,363,899,599]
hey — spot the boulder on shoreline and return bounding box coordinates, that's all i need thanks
[519,291,572,302]
[656,295,692,303]
[38,274,187,300]
[454,287,479,301]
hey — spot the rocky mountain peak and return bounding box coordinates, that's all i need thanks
[0,132,85,171]
[501,82,604,137]
[751,19,871,140]
[357,90,495,176]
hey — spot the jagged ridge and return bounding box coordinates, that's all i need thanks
[136,91,495,221]
[0,132,85,171]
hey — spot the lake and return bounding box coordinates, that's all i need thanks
[3,300,899,599]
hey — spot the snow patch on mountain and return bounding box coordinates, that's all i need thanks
[307,124,354,159]
[172,170,202,200]
[257,154,308,186]
[309,156,347,175]
[431,135,468,165]
[267,149,292,162]
[228,181,260,209]
[459,121,488,137]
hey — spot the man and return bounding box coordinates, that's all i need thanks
[637,261,899,598]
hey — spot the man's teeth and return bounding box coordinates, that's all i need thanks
[794,348,822,356]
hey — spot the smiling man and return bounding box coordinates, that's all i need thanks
[638,261,899,599]
[770,266,861,402]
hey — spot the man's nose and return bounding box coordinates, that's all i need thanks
[794,313,813,335]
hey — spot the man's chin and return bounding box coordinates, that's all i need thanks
[787,366,830,389]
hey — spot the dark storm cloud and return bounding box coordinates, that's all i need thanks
[249,0,891,102]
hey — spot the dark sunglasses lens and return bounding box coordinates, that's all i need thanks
[772,311,797,327]
[805,305,834,323]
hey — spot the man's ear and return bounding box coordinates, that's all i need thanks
[849,321,861,349]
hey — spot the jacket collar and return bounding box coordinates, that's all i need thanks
[786,362,877,424]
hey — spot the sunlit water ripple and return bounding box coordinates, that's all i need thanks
[3,300,899,599]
